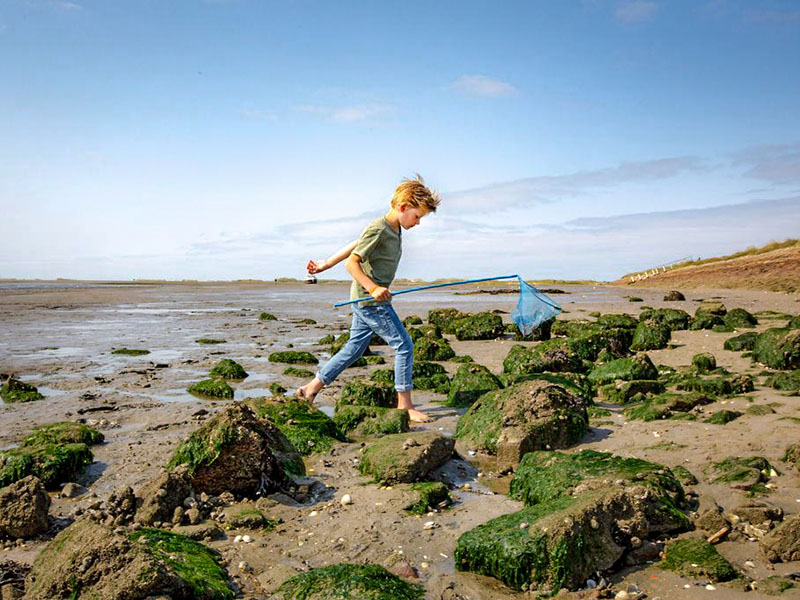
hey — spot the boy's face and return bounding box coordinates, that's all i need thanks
[398,205,430,230]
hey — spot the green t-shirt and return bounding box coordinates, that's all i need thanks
[350,216,402,305]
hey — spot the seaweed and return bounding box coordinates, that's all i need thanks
[196,338,226,345]
[0,377,45,403]
[752,328,800,370]
[337,378,396,409]
[275,563,424,600]
[111,348,150,356]
[724,331,758,352]
[259,312,278,321]
[268,351,319,365]
[630,320,671,351]
[187,379,234,399]
[704,410,743,425]
[405,482,451,515]
[446,363,502,407]
[22,422,103,447]
[333,405,409,437]
[451,312,505,341]
[692,352,717,373]
[246,397,345,455]
[588,353,658,386]
[209,359,248,380]
[413,337,455,361]
[660,538,738,582]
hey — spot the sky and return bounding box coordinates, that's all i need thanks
[1,0,799,282]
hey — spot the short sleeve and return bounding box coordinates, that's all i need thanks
[352,223,382,261]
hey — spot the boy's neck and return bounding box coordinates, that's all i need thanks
[384,209,401,232]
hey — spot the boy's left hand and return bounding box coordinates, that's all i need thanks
[307,259,328,274]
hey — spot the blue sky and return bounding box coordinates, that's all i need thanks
[1,0,799,281]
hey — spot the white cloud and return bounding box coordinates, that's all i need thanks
[296,102,396,123]
[615,1,658,23]
[450,75,518,98]
[238,108,278,121]
[731,143,800,184]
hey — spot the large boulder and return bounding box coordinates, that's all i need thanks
[455,380,588,471]
[0,476,50,539]
[639,308,691,330]
[245,397,345,455]
[358,431,454,483]
[761,514,800,563]
[413,337,455,361]
[752,328,800,370]
[630,320,671,351]
[452,312,505,340]
[551,320,633,361]
[623,391,713,422]
[588,353,658,386]
[724,331,759,352]
[597,379,664,404]
[24,519,234,599]
[724,308,758,329]
[166,403,301,498]
[663,290,685,301]
[134,466,193,526]
[446,363,503,407]
[502,341,584,377]
[428,308,468,333]
[338,378,396,409]
[692,352,717,373]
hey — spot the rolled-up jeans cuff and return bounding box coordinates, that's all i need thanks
[394,385,412,393]
[316,371,331,386]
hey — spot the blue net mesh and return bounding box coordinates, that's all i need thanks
[511,277,562,336]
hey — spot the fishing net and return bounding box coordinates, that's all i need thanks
[511,277,562,336]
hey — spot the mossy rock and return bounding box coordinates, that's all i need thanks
[283,366,315,378]
[456,481,688,593]
[167,402,301,495]
[403,315,423,327]
[724,308,757,329]
[22,422,103,447]
[369,368,395,385]
[705,409,743,425]
[407,324,443,343]
[188,379,234,400]
[317,334,335,346]
[196,338,226,344]
[25,520,234,600]
[506,317,554,341]
[628,296,643,302]
[783,442,800,471]
[329,333,382,355]
[697,301,727,317]
[746,404,776,416]
[551,320,633,360]
[712,323,734,333]
[0,443,94,489]
[639,308,691,330]
[757,576,795,596]
[405,481,451,515]
[111,348,150,356]
[0,377,45,403]
[692,352,717,373]
[674,373,754,396]
[451,312,505,341]
[428,307,468,333]
[597,379,664,404]
[246,397,345,455]
[446,363,503,407]
[724,331,759,352]
[764,369,800,394]
[275,563,424,600]
[455,380,588,470]
[268,351,319,365]
[338,378,396,409]
[259,312,278,321]
[358,431,454,483]
[209,358,248,380]
[333,405,410,437]
[297,318,316,325]
[450,355,474,363]
[623,391,712,422]
[595,313,639,329]
[363,355,385,365]
[788,316,800,329]
[501,372,593,404]
[413,337,455,361]
[588,353,658,386]
[671,465,699,486]
[269,382,287,396]
[663,290,685,301]
[630,320,671,351]
[691,313,725,330]
[502,341,584,377]
[752,328,800,370]
[223,506,279,530]
[712,456,774,491]
[509,449,687,509]
[661,538,738,582]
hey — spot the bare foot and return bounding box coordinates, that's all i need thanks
[407,408,431,423]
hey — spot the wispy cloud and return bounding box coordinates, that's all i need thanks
[238,108,278,121]
[296,102,396,124]
[615,1,658,23]
[450,75,518,98]
[732,143,800,184]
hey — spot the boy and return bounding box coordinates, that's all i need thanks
[297,175,440,423]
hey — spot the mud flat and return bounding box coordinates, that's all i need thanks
[1,281,799,599]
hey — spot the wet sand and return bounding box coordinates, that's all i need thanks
[1,281,799,599]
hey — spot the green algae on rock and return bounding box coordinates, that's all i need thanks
[446,362,503,407]
[757,576,796,596]
[403,315,423,326]
[712,456,775,491]
[413,336,456,361]
[270,382,287,396]
[752,328,800,370]
[23,422,103,447]
[588,353,658,386]
[502,341,584,378]
[283,366,315,378]
[764,369,800,394]
[724,307,758,329]
[358,431,454,483]
[404,481,451,515]
[456,380,588,470]
[223,506,280,530]
[209,358,248,380]
[245,396,345,455]
[407,323,443,342]
[639,307,692,330]
[167,402,301,495]
[661,537,738,582]
[451,311,505,341]
[259,312,278,321]
[25,520,235,600]
[675,373,754,396]
[338,378,396,409]
[333,405,410,437]
[671,465,699,486]
[275,563,424,600]
[622,391,712,422]
[428,307,468,333]
[196,338,227,344]
[692,352,717,373]
[187,378,234,399]
[630,320,671,351]
[597,379,664,404]
[111,347,150,356]
[0,377,45,403]
[704,409,743,425]
[363,355,385,365]
[268,351,319,365]
[724,331,759,352]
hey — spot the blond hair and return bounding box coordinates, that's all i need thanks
[390,174,440,213]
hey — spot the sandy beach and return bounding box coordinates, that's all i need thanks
[1,281,799,599]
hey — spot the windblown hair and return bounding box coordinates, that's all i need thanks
[390,174,441,212]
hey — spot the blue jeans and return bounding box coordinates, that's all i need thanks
[317,304,413,392]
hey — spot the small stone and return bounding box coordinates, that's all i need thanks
[744,560,755,568]
[705,584,716,590]
[519,522,528,529]
[234,535,243,543]
[340,494,353,506]
[590,518,599,530]
[615,591,630,600]
[242,535,253,543]
[424,521,438,530]
[586,579,597,588]
[186,507,201,525]
[420,562,429,568]
[61,482,87,498]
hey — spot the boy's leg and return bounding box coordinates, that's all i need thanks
[298,310,372,399]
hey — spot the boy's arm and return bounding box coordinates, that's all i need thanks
[345,254,391,302]
[307,240,357,274]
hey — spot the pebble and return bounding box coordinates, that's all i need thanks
[705,584,716,590]
[234,535,243,543]
[614,591,630,600]
[340,494,353,506]
[242,535,253,543]
[424,521,437,530]
[420,562,429,568]
[586,579,597,588]
[309,511,318,517]
[745,560,755,568]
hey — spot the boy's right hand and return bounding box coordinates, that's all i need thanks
[371,286,391,302]
[307,259,328,274]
